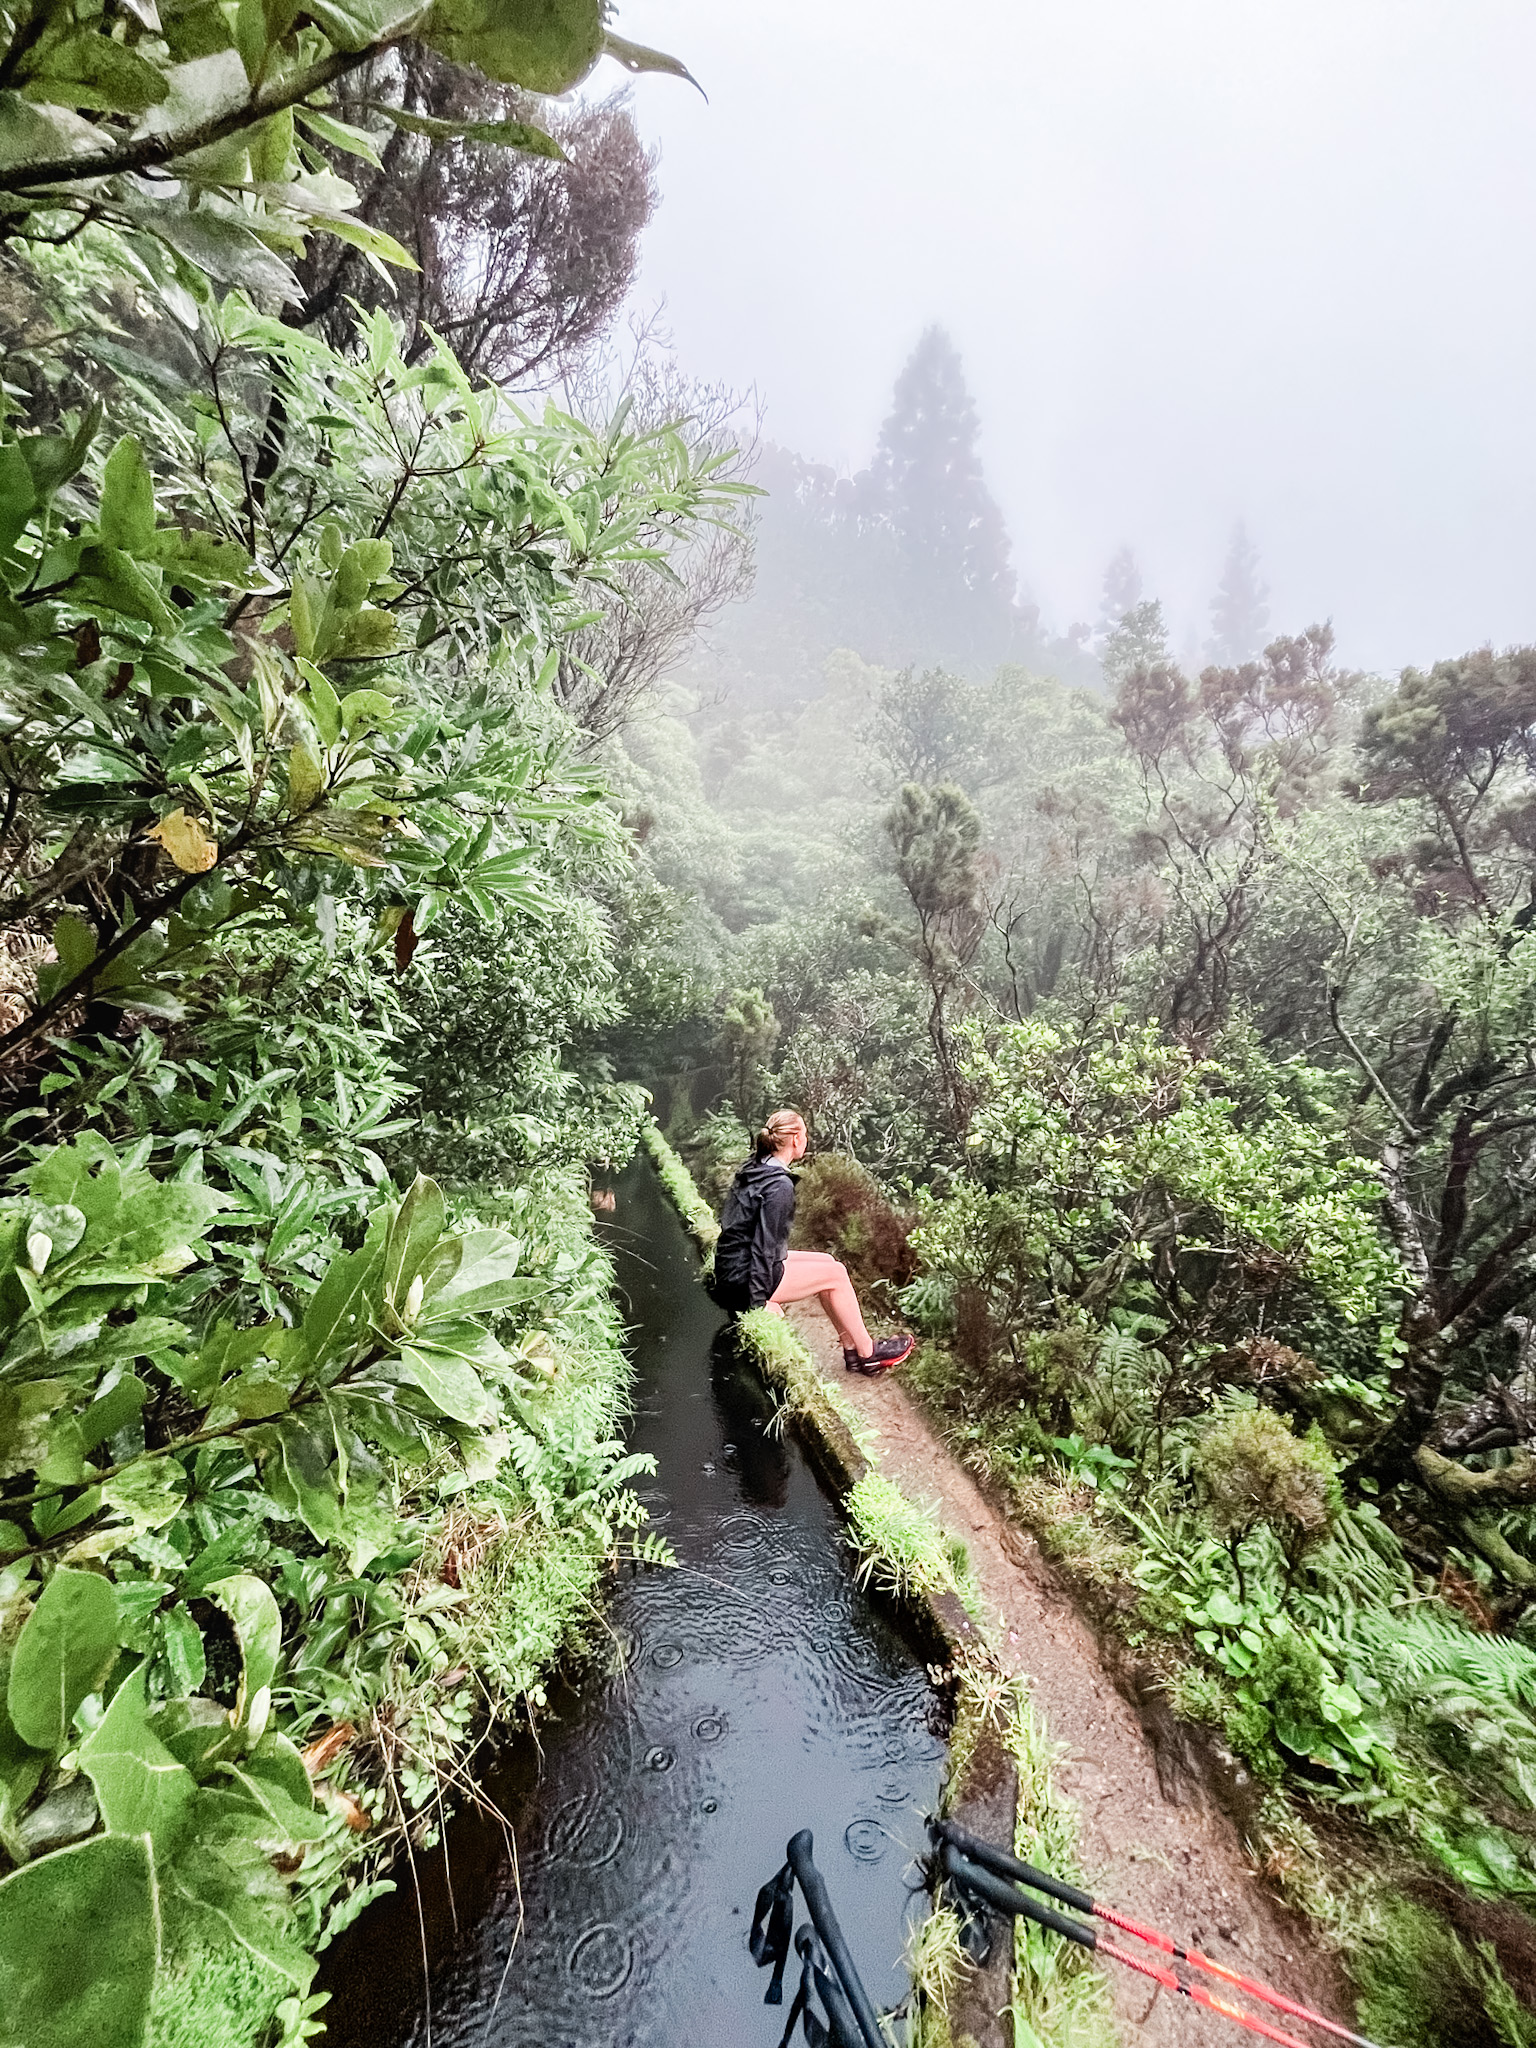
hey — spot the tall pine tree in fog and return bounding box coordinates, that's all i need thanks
[1101,598,1172,688]
[868,326,1016,661]
[1206,521,1270,664]
[1096,545,1143,646]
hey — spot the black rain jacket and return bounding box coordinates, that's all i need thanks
[711,1155,796,1311]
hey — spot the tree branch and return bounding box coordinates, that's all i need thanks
[0,48,383,195]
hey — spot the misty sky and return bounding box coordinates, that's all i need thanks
[612,0,1536,676]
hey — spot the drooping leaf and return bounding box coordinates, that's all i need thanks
[365,102,565,158]
[144,808,218,874]
[600,29,700,90]
[7,1567,119,1750]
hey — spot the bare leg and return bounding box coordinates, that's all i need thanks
[769,1250,873,1355]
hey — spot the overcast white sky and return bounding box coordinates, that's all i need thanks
[610,0,1536,675]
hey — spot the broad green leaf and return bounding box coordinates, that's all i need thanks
[322,213,420,270]
[424,1228,536,1318]
[8,1567,118,1749]
[288,741,324,813]
[146,527,251,586]
[0,90,103,176]
[167,1839,314,1987]
[293,104,383,167]
[101,1458,186,1533]
[299,1230,384,1369]
[130,206,301,304]
[78,1374,148,1453]
[421,0,603,92]
[98,437,157,553]
[28,1142,120,1238]
[297,660,342,744]
[0,443,35,558]
[151,1695,236,1777]
[109,1181,227,1269]
[219,1760,323,1841]
[0,1832,159,2048]
[245,1729,313,1809]
[21,32,171,115]
[299,0,422,52]
[383,1174,446,1312]
[155,1607,206,1697]
[398,1323,499,1426]
[50,914,97,982]
[0,1647,46,1835]
[205,1574,280,1728]
[80,1664,194,1853]
[271,1418,341,1543]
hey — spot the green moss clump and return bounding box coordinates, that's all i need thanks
[1354,1895,1536,2048]
[639,1121,719,1255]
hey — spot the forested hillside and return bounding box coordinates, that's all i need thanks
[619,335,1536,2041]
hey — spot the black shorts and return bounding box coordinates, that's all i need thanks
[706,1278,753,1316]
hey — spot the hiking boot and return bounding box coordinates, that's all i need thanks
[843,1333,915,1376]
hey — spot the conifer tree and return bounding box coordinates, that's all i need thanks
[1206,520,1271,665]
[1102,598,1172,689]
[1096,544,1143,647]
[868,326,1016,659]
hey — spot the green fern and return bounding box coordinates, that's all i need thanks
[1361,1606,1536,1809]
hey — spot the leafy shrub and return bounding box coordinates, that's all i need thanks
[1195,1401,1339,1582]
[791,1151,914,1303]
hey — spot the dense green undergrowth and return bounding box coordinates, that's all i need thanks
[0,102,734,2035]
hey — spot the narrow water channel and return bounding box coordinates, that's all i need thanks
[318,1153,945,2046]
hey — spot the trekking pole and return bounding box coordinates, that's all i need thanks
[933,1819,1382,2048]
[936,1836,1383,2048]
[785,1829,887,2048]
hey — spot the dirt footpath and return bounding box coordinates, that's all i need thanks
[786,1305,1352,2048]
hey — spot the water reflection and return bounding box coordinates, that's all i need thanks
[318,1154,944,2047]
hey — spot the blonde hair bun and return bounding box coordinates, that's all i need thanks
[755,1109,806,1158]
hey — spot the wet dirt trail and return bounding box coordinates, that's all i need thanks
[788,1303,1354,2047]
[317,1158,944,2048]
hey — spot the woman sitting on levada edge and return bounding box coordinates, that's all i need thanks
[708,1111,915,1376]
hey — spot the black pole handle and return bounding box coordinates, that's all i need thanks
[785,1830,887,2048]
[940,1842,1098,1951]
[931,1816,1094,1915]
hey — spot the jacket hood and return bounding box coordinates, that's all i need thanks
[732,1155,793,1191]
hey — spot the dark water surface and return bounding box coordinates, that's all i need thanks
[318,1154,944,2046]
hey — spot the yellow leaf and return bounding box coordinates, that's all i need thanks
[144,808,217,873]
[288,741,324,813]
